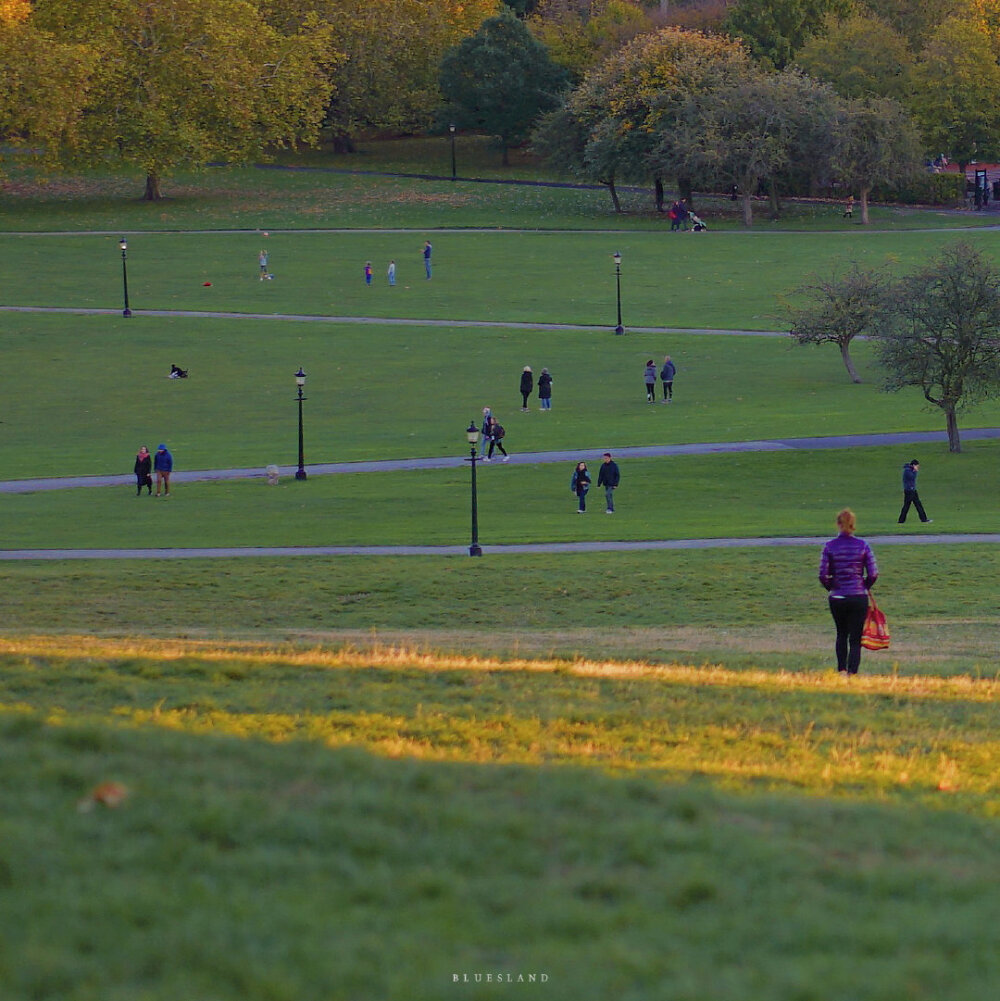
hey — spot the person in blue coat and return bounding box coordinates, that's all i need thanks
[154,443,173,498]
[898,459,931,524]
[571,461,591,513]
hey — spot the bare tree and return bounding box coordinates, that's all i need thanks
[873,243,1000,452]
[788,265,888,382]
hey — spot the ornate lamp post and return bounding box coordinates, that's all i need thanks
[613,251,624,335]
[294,368,308,481]
[449,123,457,182]
[119,237,132,318]
[466,421,482,556]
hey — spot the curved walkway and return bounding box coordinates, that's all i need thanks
[3,428,999,495]
[2,534,997,561]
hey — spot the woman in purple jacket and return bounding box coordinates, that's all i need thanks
[818,508,878,674]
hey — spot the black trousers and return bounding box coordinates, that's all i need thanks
[828,594,869,674]
[898,490,928,523]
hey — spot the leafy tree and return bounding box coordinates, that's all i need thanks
[439,10,568,165]
[723,0,850,69]
[832,96,922,224]
[793,11,914,101]
[908,15,1000,168]
[29,0,336,200]
[787,265,888,383]
[873,243,1000,453]
[259,0,499,145]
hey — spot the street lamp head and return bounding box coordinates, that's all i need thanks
[295,367,307,387]
[119,237,128,252]
[613,251,622,267]
[466,421,479,445]
[449,123,456,134]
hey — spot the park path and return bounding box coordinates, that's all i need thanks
[1,534,997,561]
[3,428,999,495]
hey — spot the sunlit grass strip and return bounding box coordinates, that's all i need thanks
[3,634,998,702]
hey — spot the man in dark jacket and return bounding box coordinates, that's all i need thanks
[898,459,931,524]
[597,452,620,514]
[154,443,174,498]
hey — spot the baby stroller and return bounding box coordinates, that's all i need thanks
[169,364,189,379]
[689,212,708,232]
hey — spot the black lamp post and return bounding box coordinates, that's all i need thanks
[465,421,482,556]
[119,236,132,318]
[294,368,307,481]
[449,123,457,182]
[613,251,624,335]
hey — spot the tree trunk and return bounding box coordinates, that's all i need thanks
[839,339,862,383]
[860,185,871,225]
[654,176,665,213]
[143,172,161,201]
[741,192,753,227]
[603,178,621,213]
[768,178,780,220]
[945,404,961,452]
[331,134,356,154]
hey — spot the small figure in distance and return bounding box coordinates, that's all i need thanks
[484,416,508,462]
[843,194,854,219]
[134,445,152,496]
[660,355,675,403]
[519,366,533,412]
[479,407,492,459]
[597,452,620,514]
[258,248,269,280]
[571,460,591,513]
[154,443,173,498]
[538,368,552,410]
[364,261,373,286]
[898,459,932,524]
[644,359,657,403]
[423,240,432,279]
[388,260,396,286]
[818,508,878,674]
[169,364,188,379]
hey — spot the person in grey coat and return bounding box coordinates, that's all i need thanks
[660,355,676,402]
[644,360,657,402]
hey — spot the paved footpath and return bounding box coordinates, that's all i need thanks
[2,534,997,561]
[3,428,999,495]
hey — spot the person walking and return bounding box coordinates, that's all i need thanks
[597,452,620,514]
[134,445,152,496]
[364,261,373,286]
[660,355,676,403]
[153,443,173,498]
[484,416,509,462]
[423,240,432,279]
[519,367,533,411]
[571,461,591,513]
[258,249,269,280]
[843,195,854,219]
[898,459,932,524]
[818,508,879,674]
[538,368,553,410]
[644,360,657,402]
[387,260,396,286]
[479,407,493,458]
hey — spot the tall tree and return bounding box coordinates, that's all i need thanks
[439,10,568,165]
[29,0,335,199]
[723,0,850,69]
[788,265,888,383]
[873,243,1000,453]
[832,96,922,225]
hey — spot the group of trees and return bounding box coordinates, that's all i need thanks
[531,26,920,224]
[789,244,1000,452]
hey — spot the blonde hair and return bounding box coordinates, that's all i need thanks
[836,508,856,533]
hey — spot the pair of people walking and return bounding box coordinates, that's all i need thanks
[571,452,620,513]
[481,414,509,462]
[134,443,173,497]
[644,357,676,403]
[519,366,553,411]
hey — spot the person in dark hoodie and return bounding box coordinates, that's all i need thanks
[519,367,533,411]
[134,445,152,496]
[898,459,932,524]
[154,443,173,498]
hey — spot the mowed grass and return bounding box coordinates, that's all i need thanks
[2,441,996,548]
[1,638,999,1001]
[4,315,1000,478]
[2,547,999,676]
[6,228,1000,328]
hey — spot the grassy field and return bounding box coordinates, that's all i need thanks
[2,637,999,1001]
[3,147,999,1001]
